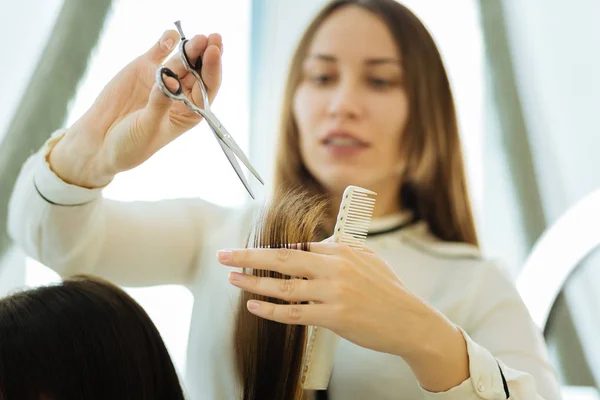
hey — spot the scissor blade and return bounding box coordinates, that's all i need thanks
[204,113,265,185]
[212,130,256,199]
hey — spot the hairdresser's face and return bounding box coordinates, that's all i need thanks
[293,6,408,202]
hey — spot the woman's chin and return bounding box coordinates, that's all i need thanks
[318,172,375,194]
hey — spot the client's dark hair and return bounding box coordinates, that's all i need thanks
[234,188,329,400]
[0,275,186,400]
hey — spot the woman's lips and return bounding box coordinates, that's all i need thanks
[322,132,369,157]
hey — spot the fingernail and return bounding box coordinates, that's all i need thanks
[217,250,232,263]
[162,38,175,51]
[229,271,244,282]
[247,300,259,311]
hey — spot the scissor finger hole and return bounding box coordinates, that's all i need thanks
[181,39,203,71]
[158,67,183,96]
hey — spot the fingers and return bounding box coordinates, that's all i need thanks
[208,33,223,54]
[163,34,207,76]
[161,33,222,85]
[308,241,347,255]
[244,300,330,326]
[146,30,179,64]
[143,83,175,125]
[313,241,377,257]
[359,245,377,254]
[229,272,328,302]
[217,241,370,278]
[183,43,222,108]
[218,248,330,279]
[160,33,222,108]
[202,34,223,93]
[198,44,222,97]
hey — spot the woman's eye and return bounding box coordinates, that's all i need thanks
[310,74,334,85]
[369,77,393,88]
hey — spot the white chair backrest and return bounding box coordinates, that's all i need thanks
[517,189,600,331]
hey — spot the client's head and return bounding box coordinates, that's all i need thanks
[0,275,185,400]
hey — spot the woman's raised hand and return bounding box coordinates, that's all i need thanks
[48,29,223,188]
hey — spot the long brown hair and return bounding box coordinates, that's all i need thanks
[0,275,185,400]
[234,189,329,400]
[273,0,479,246]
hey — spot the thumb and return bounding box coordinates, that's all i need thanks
[146,30,179,64]
[143,82,175,126]
[143,30,181,125]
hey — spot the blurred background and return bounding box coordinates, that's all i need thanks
[0,0,598,398]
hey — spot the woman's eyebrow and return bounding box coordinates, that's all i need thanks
[364,57,401,66]
[308,53,401,66]
[308,53,337,62]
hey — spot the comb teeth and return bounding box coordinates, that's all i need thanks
[333,186,377,250]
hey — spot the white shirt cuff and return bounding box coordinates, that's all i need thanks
[33,129,103,206]
[421,327,508,400]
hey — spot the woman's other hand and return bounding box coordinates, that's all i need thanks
[218,242,471,392]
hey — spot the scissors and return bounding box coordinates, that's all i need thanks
[155,20,264,199]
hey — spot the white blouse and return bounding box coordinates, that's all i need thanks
[7,129,563,399]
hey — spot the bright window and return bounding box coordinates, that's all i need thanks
[399,0,485,225]
[25,0,251,377]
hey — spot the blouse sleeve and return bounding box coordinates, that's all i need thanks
[7,130,230,287]
[420,261,563,400]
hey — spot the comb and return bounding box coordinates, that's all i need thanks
[301,185,376,390]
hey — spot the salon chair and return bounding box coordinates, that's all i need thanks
[517,189,600,399]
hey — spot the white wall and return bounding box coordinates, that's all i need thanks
[0,0,63,294]
[0,0,63,141]
[501,0,600,385]
[502,0,600,221]
[248,0,328,200]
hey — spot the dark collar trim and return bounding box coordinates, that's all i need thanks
[368,218,417,237]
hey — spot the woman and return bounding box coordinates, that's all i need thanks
[0,275,186,399]
[8,0,561,398]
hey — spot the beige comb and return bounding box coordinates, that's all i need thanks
[301,185,376,390]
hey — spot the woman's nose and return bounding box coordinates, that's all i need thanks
[327,80,363,120]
